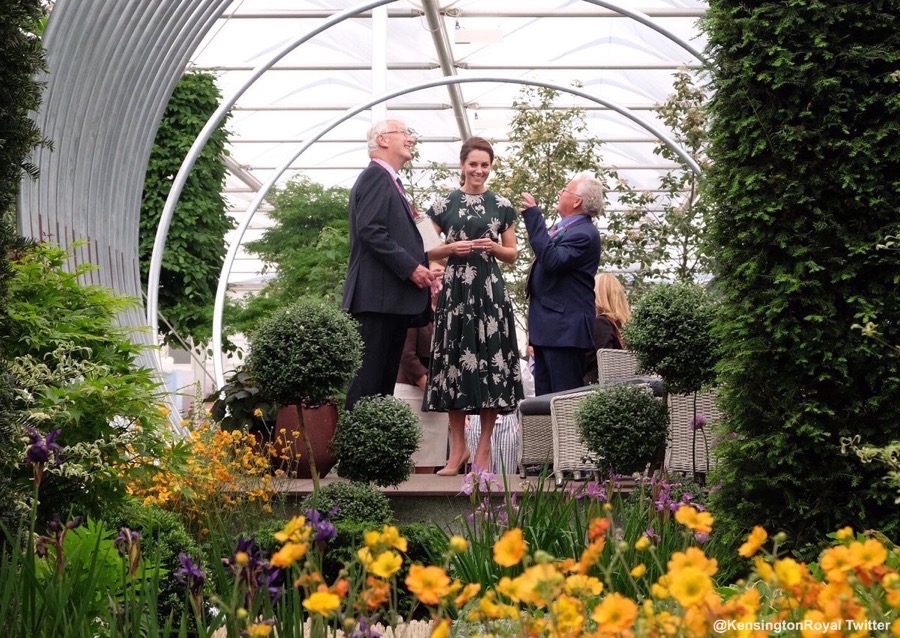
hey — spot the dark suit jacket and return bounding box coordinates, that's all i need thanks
[523,206,601,349]
[341,161,429,317]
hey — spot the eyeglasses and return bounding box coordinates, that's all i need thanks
[560,188,581,198]
[381,129,417,139]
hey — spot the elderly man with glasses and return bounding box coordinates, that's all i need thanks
[520,174,603,396]
[342,119,435,410]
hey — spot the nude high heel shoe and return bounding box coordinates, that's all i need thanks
[436,451,470,476]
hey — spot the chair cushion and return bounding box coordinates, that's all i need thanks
[519,377,664,416]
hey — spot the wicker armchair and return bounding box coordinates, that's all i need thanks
[597,348,640,384]
[517,385,593,477]
[665,389,721,474]
[549,390,599,486]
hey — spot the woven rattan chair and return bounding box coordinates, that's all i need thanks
[517,400,554,477]
[549,390,598,486]
[596,349,640,384]
[665,389,721,474]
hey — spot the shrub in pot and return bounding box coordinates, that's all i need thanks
[576,383,668,475]
[205,368,277,433]
[246,298,363,491]
[332,395,420,488]
[621,281,720,395]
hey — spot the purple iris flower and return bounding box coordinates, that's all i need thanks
[583,482,607,502]
[114,527,140,554]
[347,615,383,638]
[643,527,661,543]
[305,509,337,542]
[175,553,206,595]
[259,566,285,605]
[25,427,63,465]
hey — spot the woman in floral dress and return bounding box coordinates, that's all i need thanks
[424,137,524,474]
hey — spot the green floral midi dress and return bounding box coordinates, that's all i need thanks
[423,190,524,414]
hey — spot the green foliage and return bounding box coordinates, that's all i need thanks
[575,385,669,474]
[702,1,900,555]
[205,368,277,432]
[489,86,607,331]
[0,0,50,216]
[246,297,363,406]
[300,480,394,525]
[622,282,720,395]
[605,70,713,288]
[2,242,171,519]
[139,71,234,350]
[333,396,420,487]
[230,177,352,332]
[112,499,202,625]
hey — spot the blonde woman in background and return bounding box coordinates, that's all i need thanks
[583,273,631,385]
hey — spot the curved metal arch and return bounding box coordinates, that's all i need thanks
[147,0,708,340]
[146,0,397,336]
[210,75,703,387]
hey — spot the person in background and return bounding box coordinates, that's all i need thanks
[393,263,447,474]
[520,173,603,396]
[342,119,435,411]
[424,136,524,474]
[583,272,631,385]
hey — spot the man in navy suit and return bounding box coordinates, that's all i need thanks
[520,174,603,396]
[342,119,435,410]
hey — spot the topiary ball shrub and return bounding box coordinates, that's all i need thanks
[622,282,720,395]
[246,298,363,406]
[576,383,669,475]
[333,395,421,487]
[300,480,394,525]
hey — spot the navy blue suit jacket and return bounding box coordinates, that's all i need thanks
[341,162,429,317]
[522,206,601,349]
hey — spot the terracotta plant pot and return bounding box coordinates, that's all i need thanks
[270,403,339,479]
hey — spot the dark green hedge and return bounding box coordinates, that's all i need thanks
[702,1,900,557]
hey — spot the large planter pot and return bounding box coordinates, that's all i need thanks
[270,403,339,479]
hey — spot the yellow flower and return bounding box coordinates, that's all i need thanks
[493,528,526,567]
[651,582,669,599]
[431,618,450,638]
[302,591,341,616]
[270,542,307,567]
[674,504,714,535]
[551,594,584,636]
[738,526,768,558]
[884,573,900,608]
[449,535,468,553]
[634,535,651,551]
[668,566,713,607]
[848,538,888,569]
[754,556,775,582]
[835,526,854,541]
[891,618,900,638]
[405,565,452,606]
[380,525,408,552]
[357,547,373,568]
[369,551,403,579]
[496,576,523,603]
[253,408,263,418]
[274,516,309,544]
[564,574,603,597]
[235,551,250,566]
[246,622,274,637]
[774,557,804,587]
[630,563,647,578]
[591,592,638,633]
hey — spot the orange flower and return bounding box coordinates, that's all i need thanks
[674,504,714,535]
[361,576,390,609]
[588,517,611,542]
[774,557,805,587]
[668,547,718,576]
[405,565,452,606]
[551,594,585,637]
[454,583,481,608]
[738,526,768,558]
[430,618,450,638]
[848,538,888,570]
[493,528,527,567]
[270,542,307,567]
[819,545,855,582]
[591,592,638,633]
